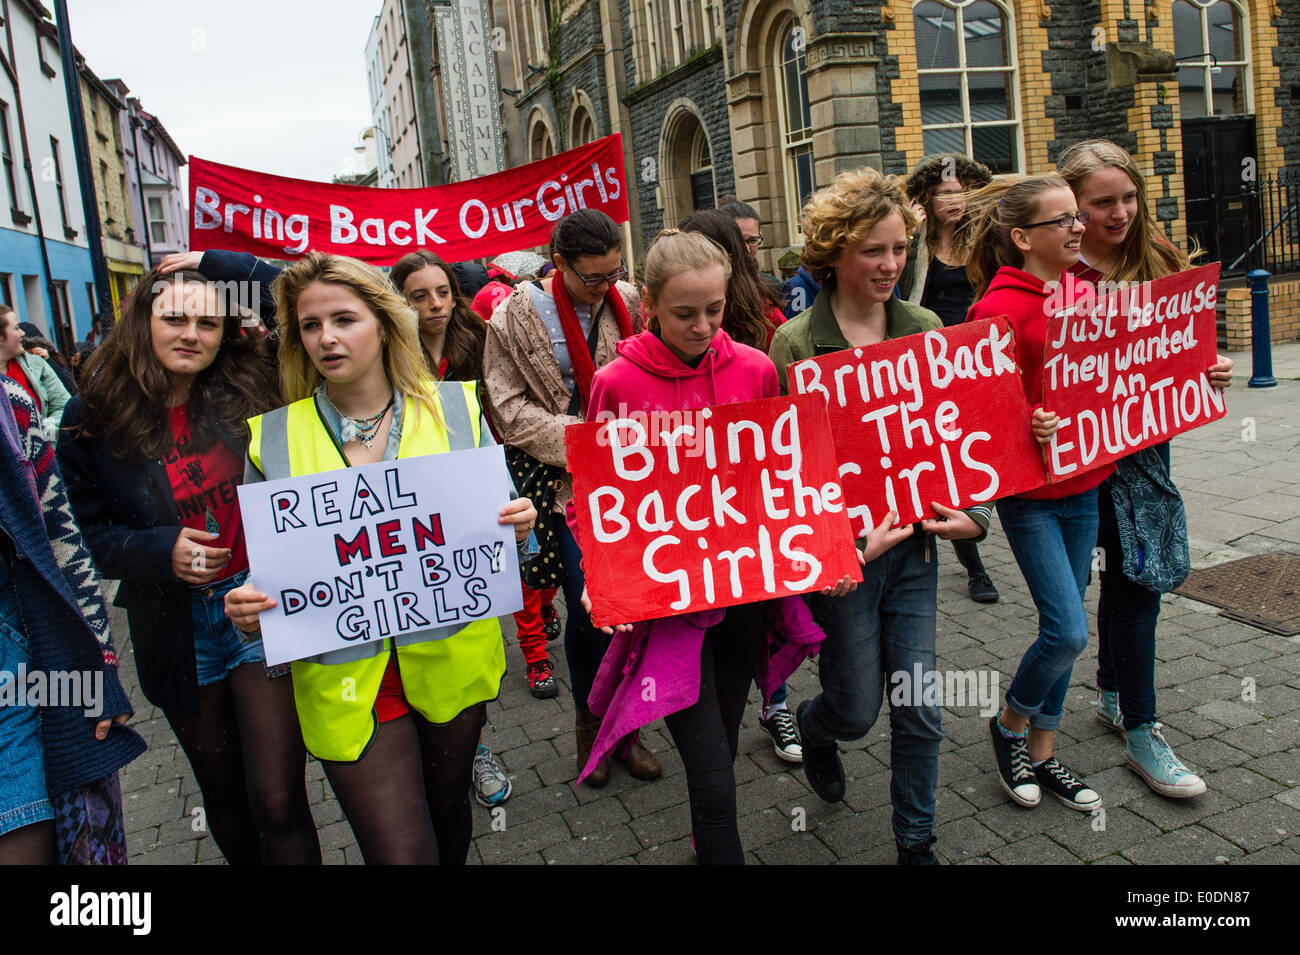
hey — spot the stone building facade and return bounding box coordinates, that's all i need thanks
[488,0,1293,275]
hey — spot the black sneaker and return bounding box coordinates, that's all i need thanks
[988,715,1041,807]
[760,708,803,763]
[1034,757,1101,811]
[796,700,844,803]
[897,835,939,865]
[968,573,999,603]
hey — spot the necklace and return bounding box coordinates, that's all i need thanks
[328,392,396,449]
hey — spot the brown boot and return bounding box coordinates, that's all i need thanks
[617,730,662,781]
[575,709,609,788]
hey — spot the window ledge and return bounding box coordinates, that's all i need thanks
[40,62,56,79]
[11,208,31,226]
[63,226,78,240]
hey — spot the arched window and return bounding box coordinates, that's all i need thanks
[913,0,1021,173]
[1173,0,1251,118]
[571,105,596,148]
[530,115,555,161]
[776,21,813,232]
[661,104,714,226]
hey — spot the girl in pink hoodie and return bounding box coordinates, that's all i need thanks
[576,230,847,863]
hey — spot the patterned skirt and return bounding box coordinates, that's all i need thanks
[52,772,128,865]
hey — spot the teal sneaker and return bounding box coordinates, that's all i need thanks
[1095,689,1124,736]
[472,744,513,807]
[1125,722,1206,798]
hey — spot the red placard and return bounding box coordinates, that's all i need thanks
[787,319,1047,531]
[565,394,863,627]
[1042,264,1225,478]
[189,135,630,266]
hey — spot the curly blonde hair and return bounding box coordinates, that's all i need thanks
[800,167,919,288]
[272,252,442,429]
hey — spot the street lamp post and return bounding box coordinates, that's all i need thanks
[355,124,394,187]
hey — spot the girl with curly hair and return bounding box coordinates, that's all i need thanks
[769,166,990,864]
[903,154,999,604]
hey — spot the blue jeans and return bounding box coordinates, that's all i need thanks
[0,562,53,837]
[191,570,265,686]
[996,490,1099,731]
[556,522,611,710]
[1095,444,1169,729]
[801,532,942,848]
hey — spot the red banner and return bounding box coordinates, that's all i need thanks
[565,395,863,627]
[787,319,1046,532]
[1042,263,1225,477]
[188,134,630,265]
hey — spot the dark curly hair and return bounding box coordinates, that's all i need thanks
[74,269,280,460]
[905,153,994,208]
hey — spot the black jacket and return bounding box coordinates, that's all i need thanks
[56,396,249,717]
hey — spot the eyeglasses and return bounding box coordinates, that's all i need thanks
[744,235,763,249]
[570,260,628,288]
[1022,212,1091,230]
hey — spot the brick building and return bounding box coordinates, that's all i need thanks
[493,0,1295,280]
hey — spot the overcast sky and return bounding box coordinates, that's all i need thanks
[66,0,379,184]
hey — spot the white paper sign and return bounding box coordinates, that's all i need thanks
[237,445,523,665]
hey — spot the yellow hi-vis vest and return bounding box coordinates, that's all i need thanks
[246,381,506,762]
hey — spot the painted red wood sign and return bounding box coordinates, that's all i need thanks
[565,394,863,627]
[1042,263,1225,477]
[787,318,1046,531]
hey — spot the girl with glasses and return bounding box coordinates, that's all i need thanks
[965,175,1109,813]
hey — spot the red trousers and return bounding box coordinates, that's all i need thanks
[512,582,557,666]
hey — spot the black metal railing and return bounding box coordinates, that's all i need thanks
[1231,170,1300,275]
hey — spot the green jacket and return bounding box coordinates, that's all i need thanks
[13,351,71,435]
[767,286,990,542]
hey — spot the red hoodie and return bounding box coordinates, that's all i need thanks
[966,265,1114,499]
[586,327,779,420]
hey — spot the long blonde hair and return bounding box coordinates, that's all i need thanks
[272,252,442,428]
[964,174,1072,299]
[1056,140,1189,283]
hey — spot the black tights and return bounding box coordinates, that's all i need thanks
[165,663,320,865]
[322,702,485,865]
[0,820,53,864]
[663,605,764,865]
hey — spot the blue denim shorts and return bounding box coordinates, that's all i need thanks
[192,569,267,687]
[0,574,54,837]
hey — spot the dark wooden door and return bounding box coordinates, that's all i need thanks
[1181,116,1257,273]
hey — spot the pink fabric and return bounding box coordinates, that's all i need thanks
[587,327,779,417]
[472,280,513,321]
[571,324,822,787]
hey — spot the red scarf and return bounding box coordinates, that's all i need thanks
[551,272,634,412]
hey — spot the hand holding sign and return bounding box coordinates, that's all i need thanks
[234,446,523,665]
[789,319,1045,529]
[1041,263,1227,477]
[566,394,862,627]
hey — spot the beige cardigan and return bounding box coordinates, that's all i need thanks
[482,279,642,513]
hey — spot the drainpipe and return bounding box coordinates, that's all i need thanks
[130,112,152,264]
[54,0,113,338]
